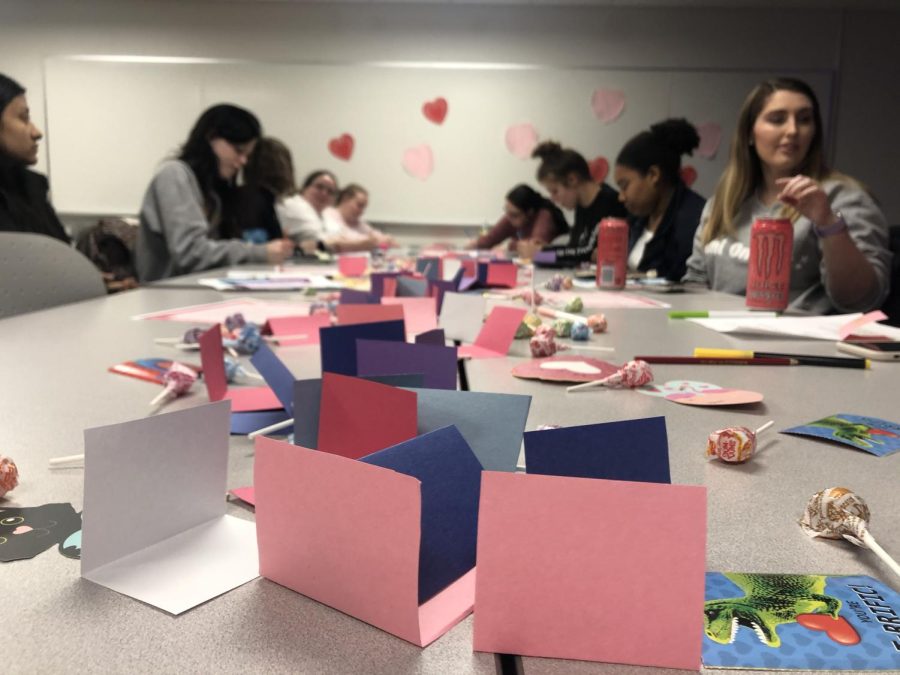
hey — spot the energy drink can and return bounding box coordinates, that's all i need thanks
[746,218,793,311]
[596,218,628,289]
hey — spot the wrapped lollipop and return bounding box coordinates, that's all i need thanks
[223,324,262,355]
[706,421,774,463]
[224,356,265,383]
[800,487,900,580]
[518,289,543,307]
[515,321,536,339]
[153,326,206,349]
[553,318,573,338]
[309,300,338,317]
[587,313,608,333]
[530,326,562,358]
[570,321,591,341]
[544,273,573,292]
[150,361,197,406]
[567,359,653,392]
[563,297,584,313]
[224,312,247,333]
[0,456,19,498]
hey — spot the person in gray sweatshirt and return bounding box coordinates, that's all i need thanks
[136,104,294,282]
[683,78,891,314]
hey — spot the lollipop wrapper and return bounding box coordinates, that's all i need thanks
[706,426,756,463]
[799,486,870,546]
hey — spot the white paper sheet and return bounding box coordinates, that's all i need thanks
[438,292,486,343]
[689,313,900,341]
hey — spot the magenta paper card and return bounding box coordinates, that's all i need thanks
[198,326,282,412]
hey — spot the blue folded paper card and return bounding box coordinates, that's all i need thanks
[359,425,483,604]
[250,342,296,414]
[416,257,441,281]
[524,416,670,483]
[339,288,378,305]
[408,388,531,472]
[231,409,292,435]
[319,319,405,375]
[396,276,430,298]
[357,340,458,391]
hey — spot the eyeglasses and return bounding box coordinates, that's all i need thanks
[312,182,336,195]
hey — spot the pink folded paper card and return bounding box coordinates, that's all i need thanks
[317,372,418,459]
[485,263,518,288]
[338,254,370,277]
[458,306,527,359]
[229,486,255,506]
[264,314,331,346]
[255,437,475,646]
[336,303,405,327]
[474,472,706,670]
[198,326,282,412]
[382,296,438,339]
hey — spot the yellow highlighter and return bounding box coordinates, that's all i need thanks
[694,347,870,369]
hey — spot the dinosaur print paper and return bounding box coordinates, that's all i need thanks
[782,414,900,457]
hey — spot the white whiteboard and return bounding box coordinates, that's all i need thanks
[44,57,832,225]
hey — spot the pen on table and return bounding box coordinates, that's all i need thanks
[668,310,779,319]
[634,356,796,366]
[693,348,870,369]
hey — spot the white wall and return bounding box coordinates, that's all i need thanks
[1,1,898,225]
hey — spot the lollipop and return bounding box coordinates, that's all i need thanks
[563,297,584,313]
[310,300,338,317]
[150,361,197,406]
[153,326,205,349]
[518,289,543,307]
[223,324,262,355]
[800,487,900,580]
[570,321,591,341]
[567,359,653,392]
[544,274,573,291]
[706,421,774,463]
[224,312,247,333]
[0,456,19,498]
[529,326,564,358]
[553,318,573,338]
[224,356,264,383]
[587,313,608,333]
[515,321,536,339]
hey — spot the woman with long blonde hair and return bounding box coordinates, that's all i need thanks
[683,78,890,313]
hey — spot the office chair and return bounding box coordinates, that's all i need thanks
[0,231,107,319]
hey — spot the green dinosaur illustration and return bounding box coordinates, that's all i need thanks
[704,573,841,648]
[808,416,881,448]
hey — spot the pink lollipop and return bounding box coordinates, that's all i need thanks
[0,456,18,498]
[529,326,569,358]
[587,313,608,333]
[150,362,197,406]
[566,359,653,392]
[706,421,774,463]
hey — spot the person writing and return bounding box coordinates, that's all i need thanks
[467,183,568,254]
[322,184,397,252]
[136,104,293,281]
[683,78,891,313]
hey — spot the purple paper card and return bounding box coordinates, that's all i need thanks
[415,329,446,346]
[339,289,378,305]
[369,272,401,299]
[319,320,405,376]
[356,339,458,391]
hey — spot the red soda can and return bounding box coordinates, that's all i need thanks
[746,218,793,311]
[596,218,628,289]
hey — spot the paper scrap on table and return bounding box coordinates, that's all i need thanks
[458,306,527,359]
[383,296,438,338]
[511,356,619,383]
[81,402,259,615]
[198,326,282,412]
[133,298,312,324]
[0,503,82,562]
[524,416,670,483]
[439,292,486,344]
[264,314,331,346]
[638,380,764,406]
[688,313,900,341]
[254,437,476,646]
[702,573,900,671]
[781,414,900,457]
[319,319,406,376]
[473,472,706,670]
[229,486,256,507]
[537,289,670,309]
[109,358,201,385]
[357,339,457,390]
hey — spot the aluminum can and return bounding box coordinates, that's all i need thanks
[595,218,628,289]
[746,218,793,310]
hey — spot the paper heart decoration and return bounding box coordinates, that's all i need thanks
[402,144,434,181]
[589,156,609,184]
[505,123,539,160]
[591,88,626,124]
[795,614,860,645]
[422,97,448,125]
[328,133,354,161]
[540,360,603,375]
[696,122,722,159]
[680,165,698,187]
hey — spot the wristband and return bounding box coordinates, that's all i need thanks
[813,212,848,238]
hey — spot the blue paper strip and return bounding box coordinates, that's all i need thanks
[249,342,295,414]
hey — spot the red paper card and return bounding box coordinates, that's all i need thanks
[485,263,518,288]
[338,254,370,277]
[198,326,283,412]
[317,373,418,459]
[336,303,405,327]
[458,306,526,359]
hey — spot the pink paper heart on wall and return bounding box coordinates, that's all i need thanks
[680,165,698,187]
[402,144,434,181]
[696,122,722,159]
[422,97,448,125]
[591,88,626,124]
[589,156,609,184]
[328,134,354,161]
[505,123,539,159]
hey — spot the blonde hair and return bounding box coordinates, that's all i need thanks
[701,78,834,245]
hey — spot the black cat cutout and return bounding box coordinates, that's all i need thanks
[0,503,82,562]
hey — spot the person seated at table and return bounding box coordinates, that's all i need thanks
[322,183,397,253]
[276,168,340,251]
[0,73,69,243]
[136,104,293,281]
[235,136,290,244]
[466,183,568,254]
[614,118,706,282]
[519,141,628,267]
[683,77,891,313]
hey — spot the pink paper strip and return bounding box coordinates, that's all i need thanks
[838,310,888,340]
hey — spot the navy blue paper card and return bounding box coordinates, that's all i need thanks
[410,388,531,472]
[231,409,291,435]
[396,275,429,297]
[524,416,670,484]
[357,340,458,390]
[319,319,405,375]
[250,342,295,414]
[339,289,378,305]
[416,257,441,280]
[415,328,446,346]
[360,425,483,604]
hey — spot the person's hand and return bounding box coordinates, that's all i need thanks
[265,238,295,263]
[776,175,834,226]
[516,238,543,261]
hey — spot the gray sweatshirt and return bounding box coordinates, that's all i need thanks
[682,179,892,314]
[136,160,268,282]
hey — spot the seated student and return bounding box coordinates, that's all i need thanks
[276,169,339,249]
[136,104,293,281]
[322,184,397,253]
[0,73,69,243]
[466,183,568,254]
[614,118,706,282]
[683,78,891,313]
[238,136,292,244]
[520,141,628,267]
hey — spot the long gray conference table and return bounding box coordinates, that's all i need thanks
[2,269,897,675]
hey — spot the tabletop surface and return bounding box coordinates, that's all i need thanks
[2,267,897,675]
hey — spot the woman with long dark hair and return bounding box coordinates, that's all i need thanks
[466,183,568,253]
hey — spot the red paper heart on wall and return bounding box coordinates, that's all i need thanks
[589,156,609,184]
[795,614,860,645]
[680,165,698,186]
[422,97,448,125]
[328,134,354,161]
